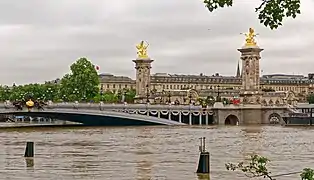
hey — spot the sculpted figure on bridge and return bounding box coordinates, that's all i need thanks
[12,99,47,111]
[241,28,258,46]
[136,40,149,59]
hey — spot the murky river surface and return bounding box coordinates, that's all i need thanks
[0,123,313,180]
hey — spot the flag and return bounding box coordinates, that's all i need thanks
[94,65,100,71]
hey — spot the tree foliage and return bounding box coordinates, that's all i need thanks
[64,57,100,100]
[203,0,301,29]
[0,83,136,103]
[225,154,314,180]
[307,94,314,104]
[0,57,136,103]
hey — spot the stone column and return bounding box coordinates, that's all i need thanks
[133,58,154,100]
[238,46,263,92]
[238,44,263,105]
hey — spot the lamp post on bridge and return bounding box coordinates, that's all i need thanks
[46,87,54,101]
[73,88,79,102]
[167,91,171,104]
[62,94,67,102]
[146,84,150,104]
[100,87,104,102]
[123,91,127,104]
[4,86,10,101]
[161,89,165,104]
[81,95,87,102]
[209,85,221,103]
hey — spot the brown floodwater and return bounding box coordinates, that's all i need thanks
[0,123,313,180]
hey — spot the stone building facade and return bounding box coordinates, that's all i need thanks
[99,30,313,104]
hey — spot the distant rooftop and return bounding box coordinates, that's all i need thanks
[99,73,114,76]
[262,74,306,79]
[152,72,238,78]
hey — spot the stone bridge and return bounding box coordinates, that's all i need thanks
[0,101,293,126]
[212,103,291,125]
[0,103,187,126]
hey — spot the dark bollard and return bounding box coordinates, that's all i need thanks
[196,137,210,174]
[24,142,34,158]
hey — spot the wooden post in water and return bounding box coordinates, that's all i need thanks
[310,108,313,126]
[196,137,210,174]
[24,142,34,158]
[24,141,34,168]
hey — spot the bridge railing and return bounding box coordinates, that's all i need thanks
[1,101,291,111]
[1,101,213,111]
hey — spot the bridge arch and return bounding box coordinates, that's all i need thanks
[225,114,239,125]
[268,113,283,124]
[0,109,185,126]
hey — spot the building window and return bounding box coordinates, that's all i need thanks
[107,84,109,88]
[113,84,115,88]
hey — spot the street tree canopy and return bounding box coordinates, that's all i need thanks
[62,57,100,100]
[203,0,301,29]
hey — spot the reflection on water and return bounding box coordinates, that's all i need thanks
[0,125,313,180]
[25,158,34,168]
[197,173,210,180]
[135,128,153,180]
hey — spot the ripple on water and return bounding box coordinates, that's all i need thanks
[0,125,313,179]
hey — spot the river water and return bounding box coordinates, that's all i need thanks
[0,124,313,180]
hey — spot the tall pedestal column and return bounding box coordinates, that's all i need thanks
[238,45,263,104]
[133,58,154,102]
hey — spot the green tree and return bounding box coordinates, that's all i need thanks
[225,154,314,180]
[102,91,119,103]
[307,94,314,104]
[124,89,136,103]
[203,0,301,29]
[1,86,12,101]
[206,95,215,106]
[61,57,99,101]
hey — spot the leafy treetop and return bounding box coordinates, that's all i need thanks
[64,57,100,100]
[225,154,314,180]
[203,0,301,30]
[307,94,314,104]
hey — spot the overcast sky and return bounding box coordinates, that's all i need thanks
[0,0,313,85]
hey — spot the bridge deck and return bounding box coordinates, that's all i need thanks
[0,108,185,126]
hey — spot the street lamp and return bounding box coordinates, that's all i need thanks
[216,85,221,102]
[73,88,79,101]
[146,84,149,103]
[62,94,67,102]
[41,94,46,101]
[162,89,165,104]
[19,93,24,101]
[123,91,127,103]
[100,87,104,102]
[4,86,10,101]
[46,87,54,101]
[82,95,87,102]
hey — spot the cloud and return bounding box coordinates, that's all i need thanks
[0,0,313,85]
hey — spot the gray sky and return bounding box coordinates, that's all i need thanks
[0,0,313,85]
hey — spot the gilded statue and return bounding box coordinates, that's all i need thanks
[241,28,258,46]
[136,40,149,59]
